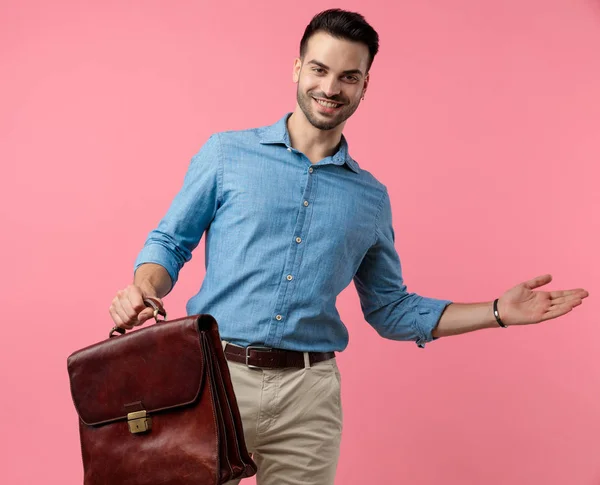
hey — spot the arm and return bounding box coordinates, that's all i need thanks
[354,188,589,346]
[133,133,222,292]
[353,188,452,348]
[110,134,222,330]
[133,262,173,299]
[432,302,497,338]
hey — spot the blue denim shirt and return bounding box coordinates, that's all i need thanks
[134,113,452,351]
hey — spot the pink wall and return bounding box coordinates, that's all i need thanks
[1,0,598,483]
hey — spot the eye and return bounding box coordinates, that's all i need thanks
[312,68,325,74]
[344,75,359,83]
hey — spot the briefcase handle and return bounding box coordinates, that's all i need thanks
[109,297,168,338]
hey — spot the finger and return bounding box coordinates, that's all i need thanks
[119,294,139,325]
[524,274,552,290]
[140,297,165,323]
[539,302,574,322]
[126,284,146,313]
[109,306,123,326]
[549,301,582,315]
[549,294,585,306]
[109,305,132,330]
[125,286,148,326]
[549,288,589,299]
[112,298,134,329]
[541,299,583,322]
[136,307,155,326]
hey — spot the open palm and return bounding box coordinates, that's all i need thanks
[498,274,589,326]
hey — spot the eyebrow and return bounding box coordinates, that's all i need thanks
[307,60,364,77]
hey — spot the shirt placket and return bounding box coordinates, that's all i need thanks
[264,161,317,348]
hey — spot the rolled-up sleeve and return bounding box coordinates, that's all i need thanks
[133,133,222,287]
[353,188,452,348]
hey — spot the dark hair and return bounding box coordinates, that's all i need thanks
[299,9,379,72]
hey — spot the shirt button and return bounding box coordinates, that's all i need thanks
[275,314,283,321]
[303,200,309,207]
[295,237,302,243]
[308,167,314,173]
[287,147,292,152]
[286,274,293,281]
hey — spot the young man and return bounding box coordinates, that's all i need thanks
[109,9,588,485]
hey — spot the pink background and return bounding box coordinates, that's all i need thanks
[1,0,598,483]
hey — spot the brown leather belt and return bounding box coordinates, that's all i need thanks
[224,343,335,369]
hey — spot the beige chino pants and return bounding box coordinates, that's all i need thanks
[222,341,343,485]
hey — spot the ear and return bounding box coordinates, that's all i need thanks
[293,57,302,83]
[362,72,370,98]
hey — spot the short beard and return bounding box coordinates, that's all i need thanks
[296,85,360,131]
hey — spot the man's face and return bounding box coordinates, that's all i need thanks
[293,32,370,131]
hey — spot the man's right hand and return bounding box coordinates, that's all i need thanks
[109,284,163,331]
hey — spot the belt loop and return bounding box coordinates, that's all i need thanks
[303,352,311,369]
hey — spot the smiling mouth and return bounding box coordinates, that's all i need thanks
[312,97,343,109]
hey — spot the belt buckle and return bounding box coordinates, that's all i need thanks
[245,345,273,370]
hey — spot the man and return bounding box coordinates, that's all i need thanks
[109,9,588,485]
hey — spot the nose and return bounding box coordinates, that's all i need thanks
[321,75,341,98]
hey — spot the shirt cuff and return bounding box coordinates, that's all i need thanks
[414,299,453,349]
[133,243,181,287]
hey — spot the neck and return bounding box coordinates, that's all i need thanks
[287,106,345,164]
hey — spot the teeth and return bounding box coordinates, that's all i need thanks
[315,99,340,108]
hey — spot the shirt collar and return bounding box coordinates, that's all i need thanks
[258,113,360,174]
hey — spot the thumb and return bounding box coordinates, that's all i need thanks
[524,274,552,290]
[136,307,156,325]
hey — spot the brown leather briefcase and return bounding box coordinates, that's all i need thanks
[67,297,257,484]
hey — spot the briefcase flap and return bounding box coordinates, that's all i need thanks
[68,315,213,426]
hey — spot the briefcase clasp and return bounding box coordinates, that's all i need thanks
[127,410,152,434]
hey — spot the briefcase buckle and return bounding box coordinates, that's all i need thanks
[127,410,152,434]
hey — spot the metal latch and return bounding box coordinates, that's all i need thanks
[127,410,152,434]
